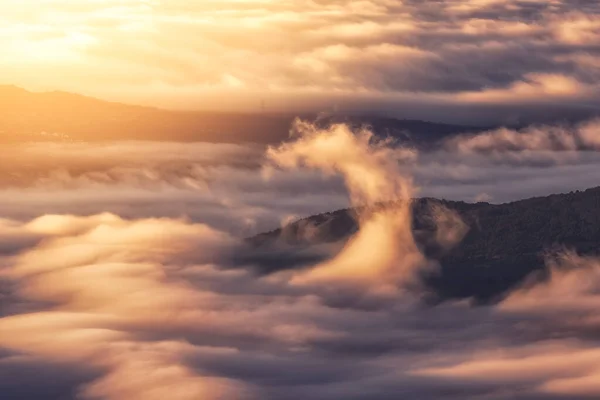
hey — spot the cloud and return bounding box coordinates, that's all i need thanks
[267,120,416,206]
[2,0,599,122]
[0,141,350,235]
[414,342,600,397]
[2,117,600,236]
[414,251,600,398]
[6,220,600,399]
[446,118,600,153]
[501,251,600,316]
[266,120,426,291]
[2,121,600,399]
[402,119,600,202]
[427,204,470,251]
[0,216,253,400]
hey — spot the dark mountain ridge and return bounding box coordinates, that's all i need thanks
[0,85,481,145]
[248,187,600,302]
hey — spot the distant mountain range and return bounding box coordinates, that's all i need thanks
[0,85,482,144]
[247,187,600,302]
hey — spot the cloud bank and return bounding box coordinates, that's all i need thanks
[0,121,599,399]
[2,0,599,122]
[1,118,600,229]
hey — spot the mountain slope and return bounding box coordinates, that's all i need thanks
[0,85,479,144]
[248,187,600,302]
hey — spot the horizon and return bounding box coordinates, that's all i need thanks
[3,83,597,127]
[0,83,478,124]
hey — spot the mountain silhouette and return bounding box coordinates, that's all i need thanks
[0,85,480,144]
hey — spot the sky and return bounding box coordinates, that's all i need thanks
[1,0,599,122]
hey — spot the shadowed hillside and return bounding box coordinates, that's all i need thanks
[248,187,600,302]
[0,86,479,144]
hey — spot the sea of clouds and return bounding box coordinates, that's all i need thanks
[0,120,599,399]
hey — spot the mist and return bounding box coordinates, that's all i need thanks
[0,120,599,399]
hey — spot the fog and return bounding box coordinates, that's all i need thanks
[0,120,599,399]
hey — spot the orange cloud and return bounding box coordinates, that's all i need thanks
[2,0,598,113]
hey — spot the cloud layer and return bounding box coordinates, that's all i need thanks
[0,121,599,398]
[2,119,600,227]
[2,0,599,121]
